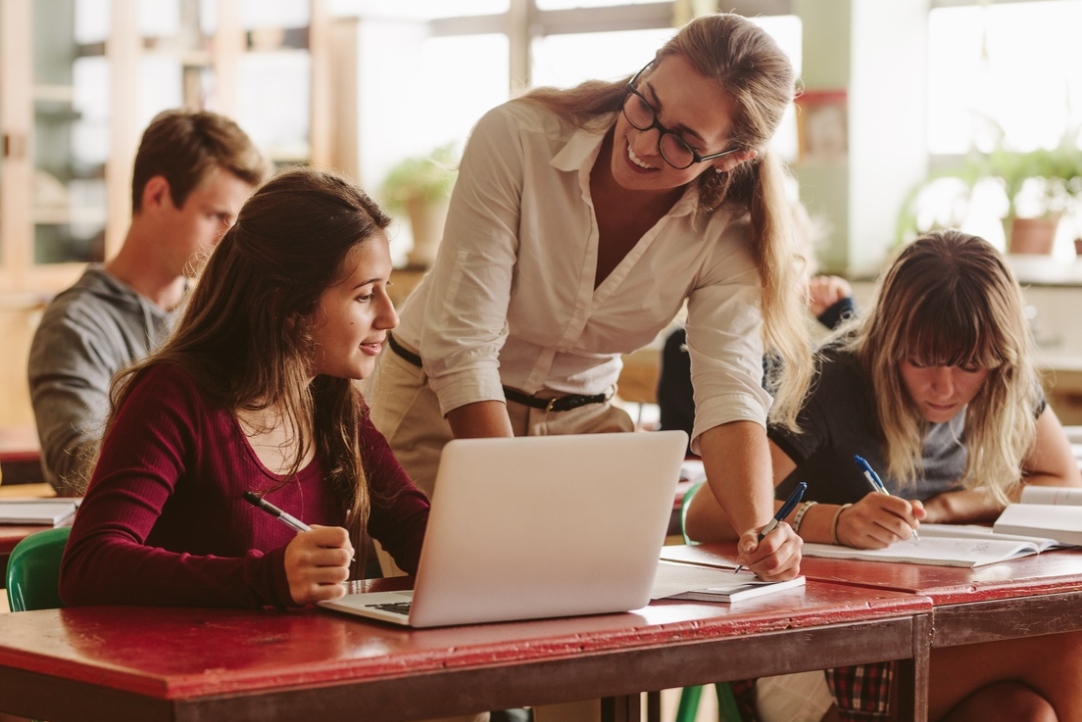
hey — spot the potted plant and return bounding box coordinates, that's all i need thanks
[897,128,1082,254]
[380,143,459,268]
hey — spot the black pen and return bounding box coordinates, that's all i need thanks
[243,491,312,533]
[734,481,807,574]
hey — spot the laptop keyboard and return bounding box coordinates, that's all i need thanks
[368,601,412,615]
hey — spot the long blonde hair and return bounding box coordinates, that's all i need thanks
[850,230,1039,499]
[522,13,811,428]
[108,168,392,544]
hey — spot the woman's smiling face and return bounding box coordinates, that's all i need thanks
[306,234,398,381]
[609,54,743,193]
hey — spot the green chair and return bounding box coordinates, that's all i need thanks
[675,481,744,722]
[5,526,72,722]
[6,526,72,612]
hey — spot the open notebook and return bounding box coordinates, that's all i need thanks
[801,523,1060,568]
[320,430,688,628]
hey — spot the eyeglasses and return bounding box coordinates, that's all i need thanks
[622,63,740,170]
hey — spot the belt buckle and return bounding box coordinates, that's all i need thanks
[545,397,558,413]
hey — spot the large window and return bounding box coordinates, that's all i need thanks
[929,1,1082,155]
[341,1,801,265]
[923,0,1082,257]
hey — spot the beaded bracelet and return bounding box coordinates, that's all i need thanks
[790,500,818,535]
[830,503,853,545]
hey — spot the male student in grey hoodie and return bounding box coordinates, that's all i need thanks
[28,109,270,494]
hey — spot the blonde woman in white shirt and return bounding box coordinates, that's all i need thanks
[372,13,812,581]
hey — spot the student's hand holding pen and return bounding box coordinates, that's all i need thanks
[244,492,354,604]
[833,495,926,549]
[735,482,806,581]
[284,527,355,604]
[835,456,924,549]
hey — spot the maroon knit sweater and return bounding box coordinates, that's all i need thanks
[61,363,429,608]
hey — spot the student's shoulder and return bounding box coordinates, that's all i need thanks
[37,268,141,334]
[120,362,182,396]
[805,344,871,403]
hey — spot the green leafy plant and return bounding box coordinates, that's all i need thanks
[379,143,459,214]
[896,125,1082,245]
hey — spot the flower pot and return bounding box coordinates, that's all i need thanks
[404,196,450,268]
[1007,215,1061,255]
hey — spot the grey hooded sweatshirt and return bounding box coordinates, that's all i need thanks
[28,266,179,493]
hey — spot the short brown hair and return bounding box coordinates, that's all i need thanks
[131,109,270,212]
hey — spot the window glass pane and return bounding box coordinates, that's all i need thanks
[35,2,109,265]
[537,0,663,9]
[137,56,185,132]
[532,16,801,161]
[330,0,508,19]
[74,0,109,45]
[929,1,1082,154]
[138,0,181,39]
[240,0,309,28]
[532,29,676,88]
[360,31,508,266]
[236,52,312,164]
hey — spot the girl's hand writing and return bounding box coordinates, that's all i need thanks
[736,523,803,581]
[284,525,354,604]
[835,494,925,548]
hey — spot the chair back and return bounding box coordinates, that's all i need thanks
[680,480,705,545]
[6,526,72,612]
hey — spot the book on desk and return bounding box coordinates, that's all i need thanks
[994,485,1082,546]
[800,521,1068,568]
[651,558,806,603]
[0,499,79,526]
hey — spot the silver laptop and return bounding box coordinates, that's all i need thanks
[320,430,687,628]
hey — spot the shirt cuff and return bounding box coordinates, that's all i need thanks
[428,369,507,418]
[690,392,770,456]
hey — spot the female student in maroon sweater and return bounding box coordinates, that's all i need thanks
[60,168,430,608]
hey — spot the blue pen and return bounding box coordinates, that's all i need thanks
[854,455,919,541]
[734,481,807,574]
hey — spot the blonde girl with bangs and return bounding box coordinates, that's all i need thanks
[371,12,812,581]
[854,228,1048,510]
[686,229,1082,722]
[60,168,431,609]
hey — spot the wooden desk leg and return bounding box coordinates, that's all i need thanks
[645,691,660,722]
[894,613,932,722]
[601,695,641,722]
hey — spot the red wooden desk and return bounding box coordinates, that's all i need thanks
[664,542,1082,649]
[799,548,1082,648]
[0,580,931,722]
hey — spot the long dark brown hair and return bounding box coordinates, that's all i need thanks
[109,167,392,540]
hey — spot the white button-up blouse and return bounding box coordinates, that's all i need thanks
[392,99,772,449]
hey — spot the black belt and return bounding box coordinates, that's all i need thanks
[387,333,612,413]
[387,332,423,367]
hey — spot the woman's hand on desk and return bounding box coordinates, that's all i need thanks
[837,494,925,549]
[284,526,354,604]
[737,524,803,582]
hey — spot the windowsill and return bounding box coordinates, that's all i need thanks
[1007,255,1082,288]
